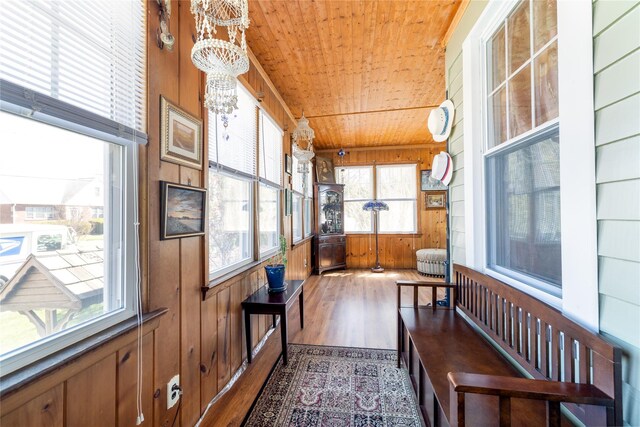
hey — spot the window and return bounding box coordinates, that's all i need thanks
[208,171,253,276]
[91,207,104,219]
[259,184,279,255]
[208,85,257,278]
[303,197,313,238]
[0,0,145,375]
[376,165,418,233]
[463,0,597,327]
[337,164,417,234]
[291,153,314,241]
[258,112,283,256]
[486,127,561,291]
[484,0,561,293]
[25,207,55,221]
[337,166,374,233]
[292,193,303,242]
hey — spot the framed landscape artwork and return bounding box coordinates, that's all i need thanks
[425,191,447,210]
[161,181,207,240]
[160,95,203,169]
[420,169,447,191]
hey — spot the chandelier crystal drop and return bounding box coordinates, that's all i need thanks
[191,0,250,117]
[204,72,238,120]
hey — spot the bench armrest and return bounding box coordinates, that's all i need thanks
[396,280,455,309]
[448,372,615,427]
[448,372,614,405]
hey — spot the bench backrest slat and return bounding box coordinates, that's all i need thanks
[453,264,622,426]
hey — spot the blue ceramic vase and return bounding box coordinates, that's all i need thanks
[265,265,286,292]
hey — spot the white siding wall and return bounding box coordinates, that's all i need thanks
[444,1,488,271]
[593,1,640,424]
[447,53,466,265]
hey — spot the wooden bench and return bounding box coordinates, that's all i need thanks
[397,263,622,427]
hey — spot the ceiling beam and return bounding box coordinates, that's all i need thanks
[316,142,443,154]
[441,0,471,48]
[306,105,439,120]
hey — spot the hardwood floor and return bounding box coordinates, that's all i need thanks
[199,269,443,426]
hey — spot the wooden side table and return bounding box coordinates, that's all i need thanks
[241,279,304,365]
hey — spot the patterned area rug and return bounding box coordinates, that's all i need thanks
[243,344,423,426]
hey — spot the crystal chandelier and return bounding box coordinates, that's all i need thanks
[191,0,250,117]
[292,112,315,173]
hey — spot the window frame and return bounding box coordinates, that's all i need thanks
[258,181,281,258]
[375,164,418,234]
[207,168,255,279]
[337,165,374,234]
[0,104,139,376]
[338,164,419,235]
[256,109,284,259]
[207,83,259,280]
[462,0,598,330]
[291,192,304,243]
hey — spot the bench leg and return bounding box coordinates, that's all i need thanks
[448,389,465,427]
[547,401,561,427]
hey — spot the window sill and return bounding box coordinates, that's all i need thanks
[203,259,264,299]
[292,235,314,248]
[345,232,423,237]
[0,308,167,399]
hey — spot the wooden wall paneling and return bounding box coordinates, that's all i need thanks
[117,333,154,427]
[217,286,231,390]
[1,384,64,427]
[241,276,253,361]
[200,294,218,413]
[146,0,183,424]
[0,316,162,417]
[250,272,260,349]
[230,281,243,373]
[180,235,203,427]
[66,355,116,427]
[179,160,203,425]
[177,0,201,119]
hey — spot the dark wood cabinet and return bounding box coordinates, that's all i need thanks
[313,183,346,274]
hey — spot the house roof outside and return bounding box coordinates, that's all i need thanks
[0,249,104,312]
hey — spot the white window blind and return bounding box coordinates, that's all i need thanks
[208,85,257,176]
[259,111,283,185]
[292,155,304,194]
[0,0,146,135]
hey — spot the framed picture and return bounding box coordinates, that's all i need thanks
[425,191,447,210]
[421,169,447,191]
[316,156,335,184]
[160,96,203,170]
[285,154,292,175]
[161,181,207,240]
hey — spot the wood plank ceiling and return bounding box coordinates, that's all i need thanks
[246,0,462,150]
